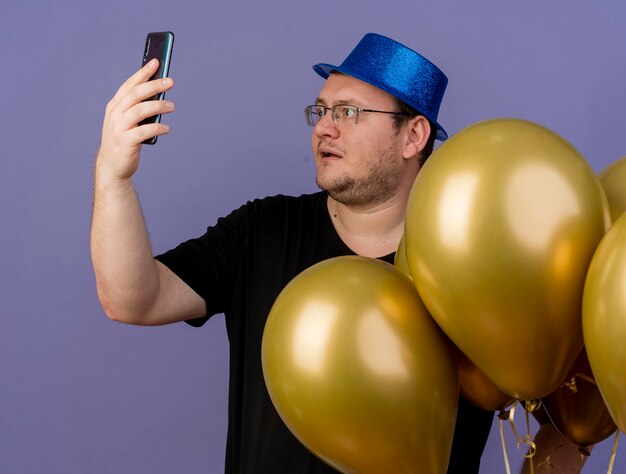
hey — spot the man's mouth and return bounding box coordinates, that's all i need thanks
[318,145,343,159]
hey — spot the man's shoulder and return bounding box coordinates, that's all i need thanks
[219,192,327,233]
[240,191,326,213]
[251,191,325,205]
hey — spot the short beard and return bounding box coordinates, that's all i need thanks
[316,146,403,207]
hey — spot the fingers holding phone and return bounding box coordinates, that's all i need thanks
[98,62,174,180]
[97,32,175,182]
[111,67,176,142]
[108,59,173,114]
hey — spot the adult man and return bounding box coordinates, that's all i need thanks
[92,33,575,473]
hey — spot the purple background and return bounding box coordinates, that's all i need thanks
[2,0,625,472]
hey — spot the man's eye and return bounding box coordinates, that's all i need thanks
[316,107,326,118]
[342,107,357,118]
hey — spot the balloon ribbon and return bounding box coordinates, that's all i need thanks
[498,409,512,474]
[498,400,540,474]
[607,430,620,474]
[563,373,598,393]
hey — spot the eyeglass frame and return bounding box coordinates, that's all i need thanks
[304,104,410,127]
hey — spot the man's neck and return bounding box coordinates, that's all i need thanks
[327,193,408,258]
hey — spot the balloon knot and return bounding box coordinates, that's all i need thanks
[498,409,510,421]
[562,376,578,393]
[524,399,542,413]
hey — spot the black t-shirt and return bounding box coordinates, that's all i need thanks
[156,191,493,474]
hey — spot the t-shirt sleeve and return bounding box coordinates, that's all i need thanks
[155,202,251,327]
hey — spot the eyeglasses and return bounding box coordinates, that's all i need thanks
[304,104,409,127]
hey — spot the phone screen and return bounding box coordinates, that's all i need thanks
[140,31,174,144]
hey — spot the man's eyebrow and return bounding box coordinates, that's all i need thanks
[314,97,361,106]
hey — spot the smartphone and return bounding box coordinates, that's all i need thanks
[139,31,175,144]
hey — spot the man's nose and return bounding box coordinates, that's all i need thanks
[314,112,340,138]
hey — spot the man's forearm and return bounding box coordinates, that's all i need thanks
[90,169,160,323]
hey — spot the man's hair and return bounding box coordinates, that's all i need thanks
[391,97,437,167]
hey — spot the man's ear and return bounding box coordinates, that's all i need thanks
[403,116,431,160]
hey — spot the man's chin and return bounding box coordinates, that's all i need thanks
[321,187,365,207]
[317,181,350,201]
[316,175,353,193]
